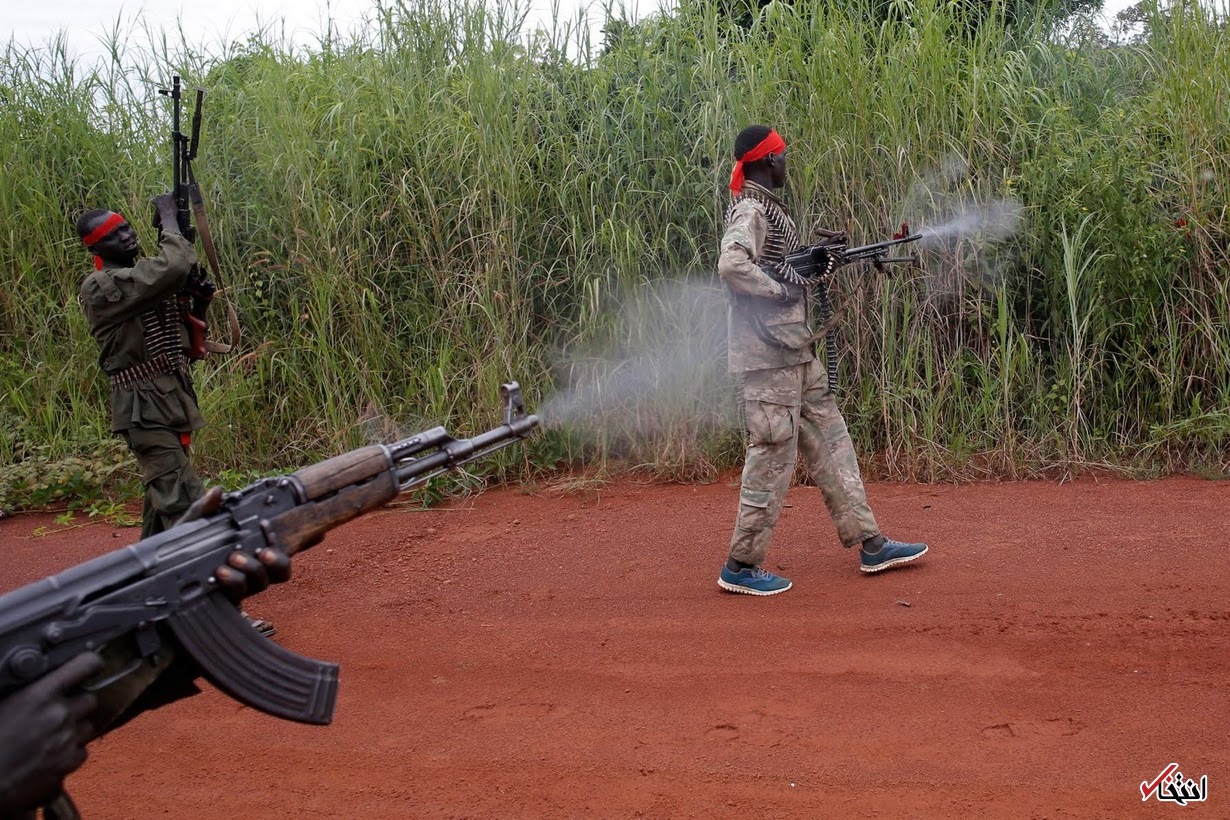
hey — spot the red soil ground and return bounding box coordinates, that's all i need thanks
[1,475,1227,819]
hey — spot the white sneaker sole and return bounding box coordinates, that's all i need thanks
[717,577,793,596]
[860,545,928,573]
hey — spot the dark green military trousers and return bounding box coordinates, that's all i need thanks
[121,427,205,538]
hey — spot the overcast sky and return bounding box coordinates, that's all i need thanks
[3,0,611,59]
[4,0,1139,62]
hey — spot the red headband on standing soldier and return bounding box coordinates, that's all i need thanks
[729,130,786,193]
[81,212,127,270]
[81,212,126,246]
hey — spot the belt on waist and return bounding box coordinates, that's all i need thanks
[108,351,188,390]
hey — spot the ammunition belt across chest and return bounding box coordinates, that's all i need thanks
[108,350,188,390]
[724,191,840,392]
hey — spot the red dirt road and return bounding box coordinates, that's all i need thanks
[2,476,1227,818]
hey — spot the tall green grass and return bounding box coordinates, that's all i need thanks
[1,0,1227,507]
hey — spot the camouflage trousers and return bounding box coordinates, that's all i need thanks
[728,358,880,566]
[121,427,205,539]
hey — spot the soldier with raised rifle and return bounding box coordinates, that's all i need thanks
[76,196,276,639]
[76,195,207,540]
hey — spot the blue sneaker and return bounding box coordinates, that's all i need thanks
[718,564,792,596]
[860,538,928,573]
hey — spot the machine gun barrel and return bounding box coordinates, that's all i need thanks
[841,233,922,261]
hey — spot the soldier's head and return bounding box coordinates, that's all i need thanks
[730,125,787,192]
[77,209,139,269]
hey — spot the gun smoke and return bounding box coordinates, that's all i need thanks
[917,198,1024,246]
[903,155,1024,292]
[539,278,738,474]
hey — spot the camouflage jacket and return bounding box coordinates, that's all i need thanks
[717,181,816,373]
[79,233,206,433]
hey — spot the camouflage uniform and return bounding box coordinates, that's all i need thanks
[80,233,206,538]
[719,181,879,566]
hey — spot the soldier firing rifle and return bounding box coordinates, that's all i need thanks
[714,124,930,597]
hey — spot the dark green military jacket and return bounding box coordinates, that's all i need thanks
[79,233,206,434]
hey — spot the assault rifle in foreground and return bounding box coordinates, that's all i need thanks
[158,74,236,359]
[0,383,539,727]
[777,223,923,283]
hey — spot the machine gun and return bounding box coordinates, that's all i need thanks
[158,75,236,358]
[0,383,539,727]
[778,223,923,283]
[761,224,923,394]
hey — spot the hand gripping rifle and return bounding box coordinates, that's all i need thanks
[158,75,239,359]
[0,383,539,728]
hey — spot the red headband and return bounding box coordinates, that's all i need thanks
[82,213,127,270]
[729,130,786,192]
[82,212,127,247]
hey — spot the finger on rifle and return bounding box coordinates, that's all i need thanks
[62,745,89,775]
[227,551,271,594]
[36,652,105,698]
[256,547,292,584]
[64,690,99,724]
[46,725,80,758]
[50,727,90,773]
[213,564,248,600]
[179,486,224,525]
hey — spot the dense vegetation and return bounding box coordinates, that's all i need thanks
[2,0,1227,510]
